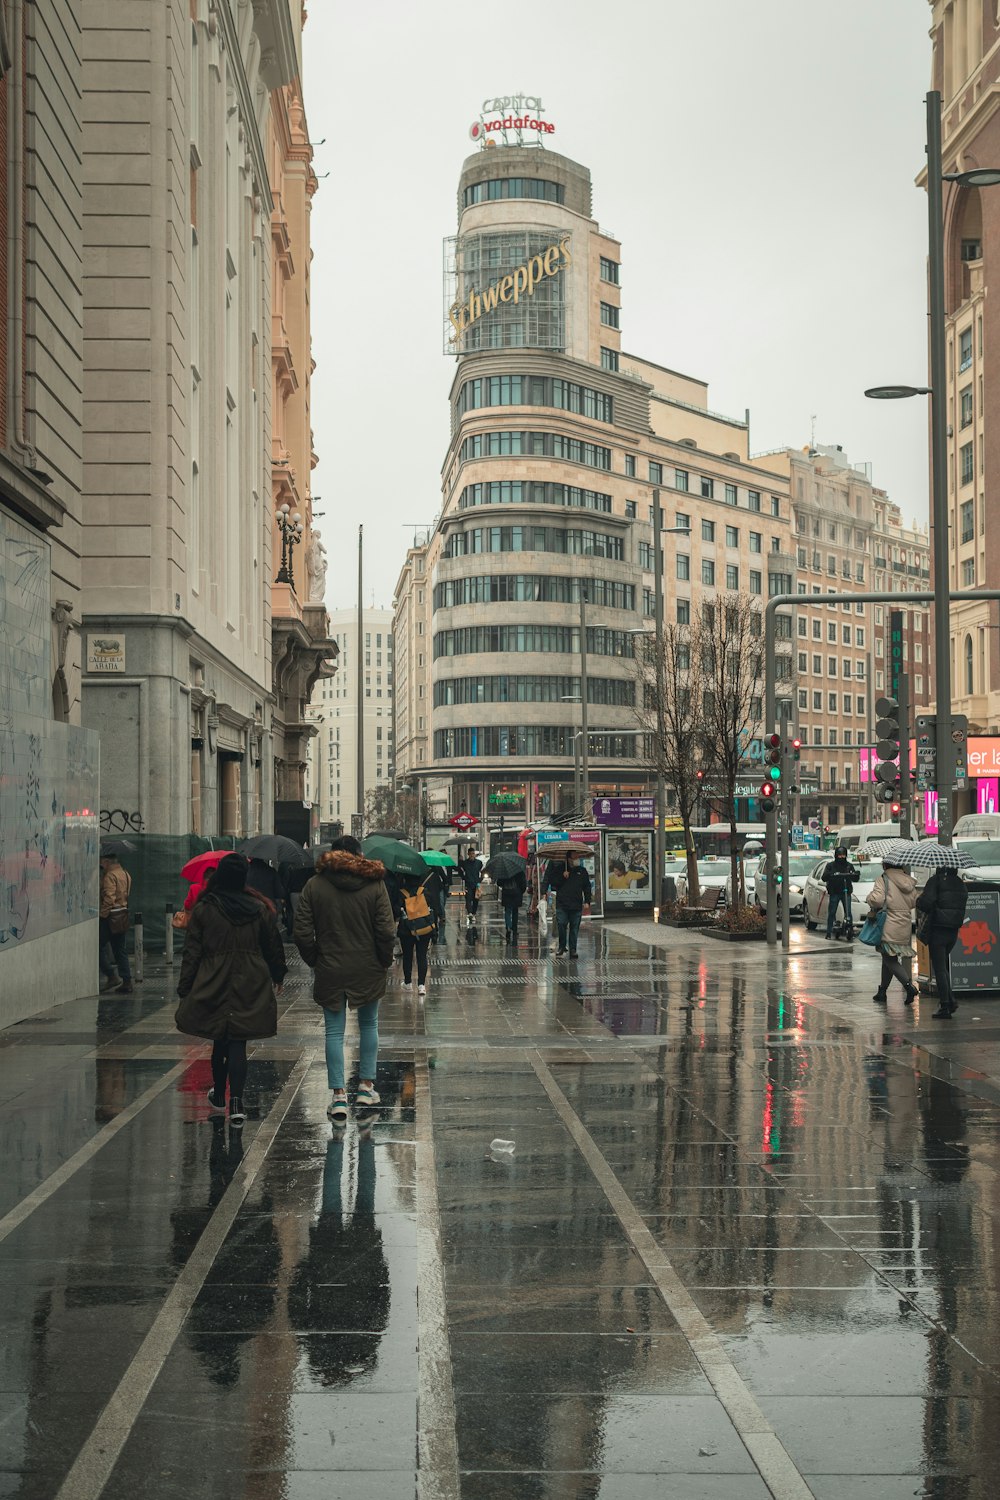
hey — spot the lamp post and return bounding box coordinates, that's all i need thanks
[578,586,591,815]
[275,504,304,586]
[865,91,1000,844]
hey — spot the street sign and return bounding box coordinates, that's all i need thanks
[449,812,480,830]
[889,610,904,702]
[791,823,804,844]
[952,713,969,790]
[916,713,937,792]
[350,814,363,838]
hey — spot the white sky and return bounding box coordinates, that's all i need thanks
[303,0,931,611]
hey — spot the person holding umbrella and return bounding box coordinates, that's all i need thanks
[866,847,918,1007]
[543,847,592,958]
[485,851,527,944]
[909,843,976,1019]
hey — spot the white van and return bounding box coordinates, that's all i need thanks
[836,822,920,865]
[954,813,1000,839]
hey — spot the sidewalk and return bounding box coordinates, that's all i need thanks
[1,908,999,1497]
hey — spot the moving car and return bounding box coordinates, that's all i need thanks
[754,852,821,918]
[675,857,730,905]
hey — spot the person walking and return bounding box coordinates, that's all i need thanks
[499,869,527,943]
[175,853,287,1124]
[293,836,396,1122]
[98,852,133,994]
[822,847,859,939]
[916,866,969,1019]
[398,870,437,994]
[460,849,483,927]
[545,853,592,958]
[867,860,918,1006]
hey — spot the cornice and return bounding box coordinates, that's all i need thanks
[213,1,274,216]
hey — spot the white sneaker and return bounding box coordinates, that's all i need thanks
[326,1094,348,1122]
[418,983,426,996]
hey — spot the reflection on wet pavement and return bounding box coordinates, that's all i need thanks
[1,905,1000,1497]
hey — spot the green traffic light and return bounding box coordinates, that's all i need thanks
[768,766,781,781]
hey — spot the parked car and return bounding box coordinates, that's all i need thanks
[754,852,820,918]
[836,822,920,863]
[954,836,1000,883]
[803,855,880,930]
[725,858,759,907]
[954,814,1000,840]
[675,857,730,905]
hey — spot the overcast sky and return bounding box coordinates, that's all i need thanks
[302,0,931,611]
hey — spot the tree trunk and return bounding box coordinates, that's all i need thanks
[729,819,740,913]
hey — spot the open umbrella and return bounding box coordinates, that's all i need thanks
[868,839,978,871]
[535,841,592,859]
[100,837,136,857]
[369,828,407,841]
[420,850,457,867]
[237,834,310,867]
[361,836,428,877]
[484,851,526,880]
[180,849,230,883]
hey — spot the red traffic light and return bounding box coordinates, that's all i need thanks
[766,733,781,750]
[696,769,705,781]
[890,801,902,819]
[759,781,776,799]
[791,737,802,751]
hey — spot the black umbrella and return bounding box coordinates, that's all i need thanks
[369,828,407,841]
[237,834,311,867]
[484,852,526,880]
[100,837,137,856]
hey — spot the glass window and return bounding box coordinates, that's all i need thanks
[625,454,636,477]
[748,490,761,512]
[649,461,663,483]
[961,499,975,542]
[749,570,762,595]
[599,256,620,284]
[725,525,738,547]
[675,511,690,531]
[600,346,619,371]
[960,326,973,371]
[749,532,762,553]
[701,519,715,541]
[676,599,690,624]
[676,554,690,581]
[600,301,620,328]
[725,483,737,505]
[961,442,974,485]
[674,469,689,492]
[624,499,636,519]
[960,386,973,428]
[701,476,714,498]
[726,564,739,590]
[702,559,716,586]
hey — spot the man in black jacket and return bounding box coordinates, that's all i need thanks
[822,847,859,938]
[460,850,483,927]
[544,853,592,957]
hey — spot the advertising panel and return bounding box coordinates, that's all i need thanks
[603,831,653,907]
[592,796,655,827]
[950,887,1000,993]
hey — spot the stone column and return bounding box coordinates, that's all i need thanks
[221,759,242,838]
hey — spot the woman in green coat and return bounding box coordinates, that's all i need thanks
[176,854,287,1124]
[293,837,395,1122]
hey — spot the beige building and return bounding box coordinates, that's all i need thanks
[79,0,326,839]
[308,608,394,830]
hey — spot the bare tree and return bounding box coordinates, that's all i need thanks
[363,784,422,843]
[633,620,705,903]
[696,594,764,912]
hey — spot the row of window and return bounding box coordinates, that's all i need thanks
[460,430,612,471]
[442,525,625,560]
[462,178,565,207]
[796,653,868,680]
[798,693,869,718]
[432,676,635,707]
[457,375,613,423]
[432,574,635,610]
[457,481,613,514]
[797,548,866,582]
[433,625,635,660]
[434,726,638,759]
[796,618,867,646]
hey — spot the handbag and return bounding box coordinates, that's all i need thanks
[858,908,886,948]
[108,907,129,935]
[914,908,932,944]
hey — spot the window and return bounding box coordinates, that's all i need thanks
[961,499,974,542]
[770,495,781,517]
[829,726,838,743]
[600,301,620,328]
[812,654,822,674]
[960,386,973,428]
[812,619,821,639]
[965,634,974,694]
[798,689,808,708]
[676,554,690,581]
[961,442,974,486]
[625,499,636,519]
[675,511,690,531]
[677,599,690,624]
[463,177,565,207]
[959,327,973,371]
[843,693,852,713]
[962,557,976,585]
[701,476,714,498]
[813,728,822,745]
[797,617,807,637]
[748,489,761,512]
[749,570,762,595]
[600,256,619,284]
[842,658,852,678]
[828,622,837,642]
[638,541,654,568]
[701,559,715,586]
[725,483,737,506]
[857,695,865,715]
[675,468,689,492]
[749,531,762,553]
[701,519,715,542]
[648,461,663,484]
[827,657,837,676]
[798,651,808,672]
[725,525,738,547]
[812,691,822,710]
[601,346,619,371]
[625,454,636,477]
[726,564,739,591]
[841,625,851,644]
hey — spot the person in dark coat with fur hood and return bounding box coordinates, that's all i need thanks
[176,853,287,1125]
[293,836,396,1123]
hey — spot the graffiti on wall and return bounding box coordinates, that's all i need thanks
[0,511,99,948]
[99,809,144,834]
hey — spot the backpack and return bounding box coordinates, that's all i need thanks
[403,880,435,937]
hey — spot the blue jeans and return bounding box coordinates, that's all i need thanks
[504,905,520,935]
[99,918,131,982]
[826,890,850,936]
[556,908,582,953]
[324,1002,379,1089]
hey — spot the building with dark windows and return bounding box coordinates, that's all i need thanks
[394,142,795,830]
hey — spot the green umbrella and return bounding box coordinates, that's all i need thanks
[362,836,429,877]
[420,849,457,868]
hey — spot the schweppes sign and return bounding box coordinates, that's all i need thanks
[448,235,571,345]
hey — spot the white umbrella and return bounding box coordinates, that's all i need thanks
[867,839,976,870]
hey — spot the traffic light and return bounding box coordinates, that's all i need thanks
[873,696,902,807]
[764,733,782,783]
[759,780,777,813]
[890,800,902,821]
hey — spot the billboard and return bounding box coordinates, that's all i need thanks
[444,230,570,354]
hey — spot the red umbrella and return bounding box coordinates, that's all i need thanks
[517,828,531,858]
[180,850,229,883]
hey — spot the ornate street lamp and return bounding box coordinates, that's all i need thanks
[275,503,304,586]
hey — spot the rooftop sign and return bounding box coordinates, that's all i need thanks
[470,95,554,147]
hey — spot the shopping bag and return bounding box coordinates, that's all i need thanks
[857,908,886,948]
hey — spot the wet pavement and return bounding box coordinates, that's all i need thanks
[3,900,1000,1498]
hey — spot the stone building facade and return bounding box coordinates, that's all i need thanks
[307,607,394,830]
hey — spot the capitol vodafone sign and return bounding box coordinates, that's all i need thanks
[470,93,555,141]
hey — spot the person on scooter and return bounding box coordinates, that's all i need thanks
[822,847,859,939]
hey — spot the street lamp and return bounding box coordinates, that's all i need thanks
[275,503,304,586]
[862,92,1000,844]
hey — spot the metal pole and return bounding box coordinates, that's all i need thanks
[164,904,174,966]
[579,585,590,814]
[652,487,666,917]
[928,91,953,845]
[133,911,144,984]
[573,731,581,812]
[898,670,912,839]
[780,707,791,953]
[356,525,365,830]
[866,648,875,821]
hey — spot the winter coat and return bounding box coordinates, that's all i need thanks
[499,871,527,908]
[822,856,858,896]
[293,851,396,1011]
[545,862,592,912]
[867,866,917,946]
[916,868,969,939]
[99,863,131,919]
[460,857,483,892]
[175,891,287,1041]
